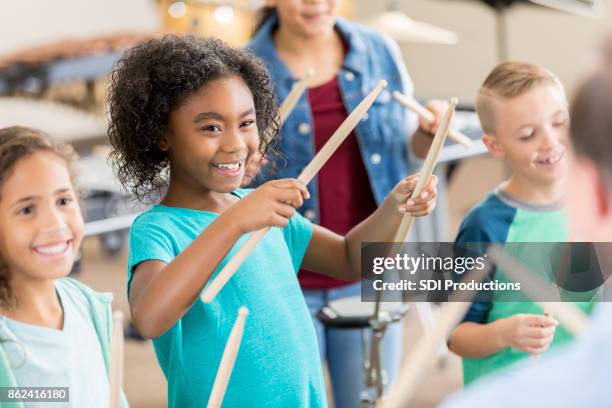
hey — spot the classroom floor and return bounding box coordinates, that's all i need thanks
[76,157,504,407]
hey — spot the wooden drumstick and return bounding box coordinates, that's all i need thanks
[384,265,490,408]
[244,70,314,184]
[530,310,552,364]
[201,80,388,303]
[393,98,457,243]
[487,246,590,336]
[277,69,315,123]
[109,310,124,408]
[207,307,249,408]
[392,91,472,148]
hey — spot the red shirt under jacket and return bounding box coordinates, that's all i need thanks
[298,75,378,290]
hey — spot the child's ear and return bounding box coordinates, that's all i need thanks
[482,133,505,160]
[158,133,170,152]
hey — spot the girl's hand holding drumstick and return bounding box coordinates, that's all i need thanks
[224,178,310,232]
[390,174,439,217]
[202,80,388,303]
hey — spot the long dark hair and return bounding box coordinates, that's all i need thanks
[253,6,277,36]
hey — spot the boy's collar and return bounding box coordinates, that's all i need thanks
[494,184,563,212]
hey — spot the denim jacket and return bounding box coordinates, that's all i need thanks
[247,15,418,223]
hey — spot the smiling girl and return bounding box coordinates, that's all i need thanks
[0,126,128,407]
[108,35,437,407]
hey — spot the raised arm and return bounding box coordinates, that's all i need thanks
[302,174,437,280]
[129,179,309,339]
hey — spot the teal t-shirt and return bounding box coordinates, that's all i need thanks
[127,189,327,408]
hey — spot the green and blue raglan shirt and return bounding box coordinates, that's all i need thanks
[455,188,596,385]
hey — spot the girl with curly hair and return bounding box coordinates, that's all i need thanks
[108,35,437,407]
[0,126,128,407]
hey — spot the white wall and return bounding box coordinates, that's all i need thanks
[354,0,612,100]
[2,0,611,101]
[0,0,160,54]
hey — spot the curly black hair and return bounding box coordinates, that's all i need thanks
[107,35,280,201]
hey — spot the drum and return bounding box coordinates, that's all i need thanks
[316,296,409,329]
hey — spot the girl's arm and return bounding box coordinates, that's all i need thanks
[301,174,437,281]
[129,179,308,339]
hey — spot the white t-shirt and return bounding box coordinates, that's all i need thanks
[0,279,109,407]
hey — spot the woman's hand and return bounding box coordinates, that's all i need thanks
[226,178,309,232]
[418,99,451,136]
[389,174,438,217]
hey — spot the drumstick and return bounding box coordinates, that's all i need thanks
[530,310,552,364]
[414,302,450,359]
[392,91,472,148]
[393,98,457,243]
[383,264,490,408]
[207,307,249,408]
[109,311,124,408]
[487,246,590,336]
[201,80,388,303]
[278,69,315,123]
[244,70,314,184]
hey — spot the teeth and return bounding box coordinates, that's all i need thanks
[35,242,68,255]
[539,153,562,165]
[214,162,242,170]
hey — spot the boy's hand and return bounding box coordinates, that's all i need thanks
[241,151,269,187]
[227,179,309,233]
[418,99,451,136]
[498,314,559,355]
[390,174,438,217]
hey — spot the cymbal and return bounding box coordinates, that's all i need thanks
[528,0,605,18]
[479,0,605,18]
[364,11,459,45]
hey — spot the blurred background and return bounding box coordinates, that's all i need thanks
[0,1,609,406]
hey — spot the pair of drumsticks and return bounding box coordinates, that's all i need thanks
[195,72,462,406]
[201,72,470,304]
[107,70,472,407]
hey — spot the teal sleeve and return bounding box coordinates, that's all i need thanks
[282,211,313,274]
[127,214,176,295]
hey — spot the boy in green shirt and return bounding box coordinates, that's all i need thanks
[449,62,594,385]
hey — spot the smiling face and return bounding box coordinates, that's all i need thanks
[270,0,339,37]
[0,151,83,284]
[162,75,260,195]
[482,84,570,186]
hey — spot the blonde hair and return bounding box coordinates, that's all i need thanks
[476,62,565,135]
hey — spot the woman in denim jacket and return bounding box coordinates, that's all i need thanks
[247,2,446,406]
